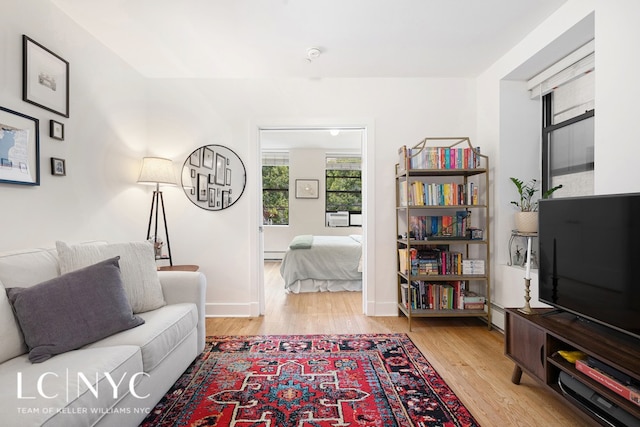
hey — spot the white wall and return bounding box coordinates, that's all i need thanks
[143,78,477,316]
[595,0,640,193]
[0,0,149,251]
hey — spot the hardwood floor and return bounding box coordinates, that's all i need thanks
[205,261,588,426]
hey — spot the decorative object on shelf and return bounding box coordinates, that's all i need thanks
[138,157,177,266]
[295,179,319,199]
[22,35,69,117]
[0,106,40,186]
[50,157,65,176]
[509,177,562,233]
[518,233,536,315]
[181,145,246,211]
[49,120,64,140]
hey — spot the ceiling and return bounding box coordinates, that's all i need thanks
[49,0,569,79]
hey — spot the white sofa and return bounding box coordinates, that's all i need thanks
[0,245,207,427]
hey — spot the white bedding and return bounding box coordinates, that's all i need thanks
[280,235,363,293]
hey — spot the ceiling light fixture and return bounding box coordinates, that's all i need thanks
[306,47,321,62]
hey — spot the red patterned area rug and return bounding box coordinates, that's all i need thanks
[141,334,479,426]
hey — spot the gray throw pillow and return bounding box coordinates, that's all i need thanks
[6,257,144,363]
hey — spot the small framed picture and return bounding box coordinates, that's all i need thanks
[202,146,214,169]
[215,153,226,185]
[208,188,216,207]
[296,179,319,199]
[51,157,65,176]
[197,173,207,201]
[50,120,64,140]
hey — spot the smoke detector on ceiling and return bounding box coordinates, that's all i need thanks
[306,47,321,62]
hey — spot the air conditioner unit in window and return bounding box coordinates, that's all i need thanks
[328,211,349,227]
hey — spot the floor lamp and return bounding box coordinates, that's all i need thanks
[137,157,177,266]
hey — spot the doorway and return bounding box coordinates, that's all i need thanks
[253,123,375,316]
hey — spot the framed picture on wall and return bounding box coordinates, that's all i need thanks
[22,35,69,117]
[0,106,40,186]
[51,157,66,176]
[215,153,226,185]
[197,173,207,201]
[50,120,64,140]
[296,179,319,199]
[202,146,214,169]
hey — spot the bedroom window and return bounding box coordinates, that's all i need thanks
[325,155,361,226]
[262,152,289,225]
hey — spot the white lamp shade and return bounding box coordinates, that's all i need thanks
[137,157,177,186]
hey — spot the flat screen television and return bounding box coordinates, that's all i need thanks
[538,193,640,340]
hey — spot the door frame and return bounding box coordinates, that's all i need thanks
[249,119,376,316]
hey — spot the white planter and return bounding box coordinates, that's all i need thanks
[515,212,538,233]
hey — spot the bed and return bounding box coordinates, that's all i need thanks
[280,234,363,293]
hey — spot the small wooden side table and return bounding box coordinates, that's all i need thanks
[158,265,199,272]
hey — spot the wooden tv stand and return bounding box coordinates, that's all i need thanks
[505,308,640,426]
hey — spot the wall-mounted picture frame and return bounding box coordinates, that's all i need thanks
[197,173,207,201]
[51,157,65,176]
[215,153,226,185]
[189,149,201,167]
[0,106,40,186]
[22,35,69,117]
[202,146,214,169]
[50,120,64,140]
[296,179,319,199]
[208,188,216,207]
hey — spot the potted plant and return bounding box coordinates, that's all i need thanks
[510,177,562,232]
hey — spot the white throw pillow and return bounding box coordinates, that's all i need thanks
[56,241,166,313]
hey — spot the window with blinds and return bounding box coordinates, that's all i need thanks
[529,41,595,197]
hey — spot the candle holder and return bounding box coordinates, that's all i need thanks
[518,278,533,315]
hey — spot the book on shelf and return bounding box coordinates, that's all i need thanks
[463,302,485,310]
[401,181,479,207]
[403,280,466,310]
[398,145,407,172]
[407,146,479,170]
[462,290,485,303]
[462,290,485,310]
[575,359,640,406]
[398,247,417,275]
[462,259,485,275]
[409,213,470,241]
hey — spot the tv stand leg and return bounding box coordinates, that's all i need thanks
[511,365,523,384]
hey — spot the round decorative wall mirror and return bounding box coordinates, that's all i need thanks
[181,145,246,211]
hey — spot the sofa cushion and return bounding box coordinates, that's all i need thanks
[0,281,27,363]
[56,240,166,313]
[0,345,142,427]
[6,257,145,363]
[84,302,197,371]
[0,247,60,287]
